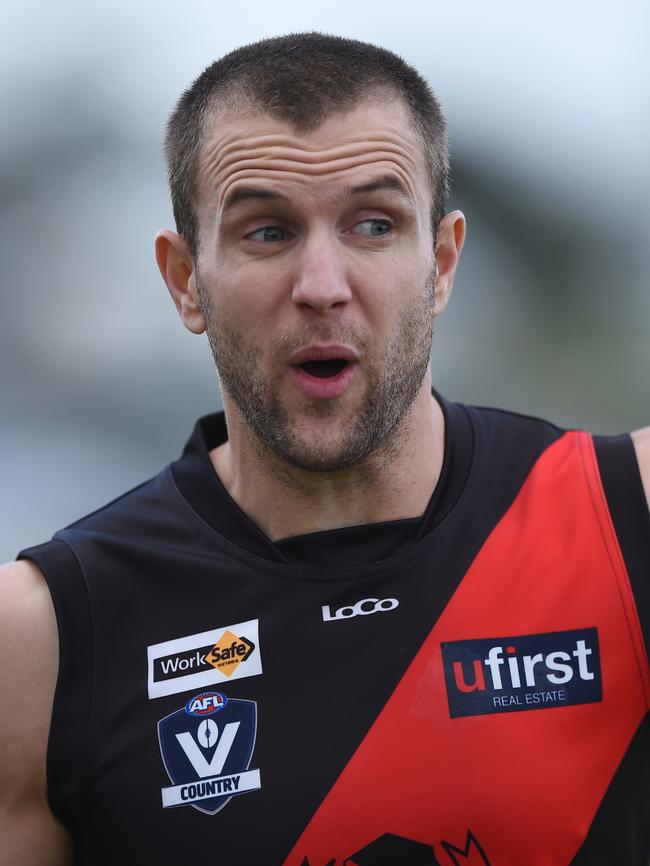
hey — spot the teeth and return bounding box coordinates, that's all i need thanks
[300,359,348,378]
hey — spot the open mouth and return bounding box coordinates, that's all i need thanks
[290,346,359,400]
[298,359,349,379]
[288,346,358,398]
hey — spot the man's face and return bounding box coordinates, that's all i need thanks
[193,98,439,473]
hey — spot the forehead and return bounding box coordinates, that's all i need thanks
[196,99,429,219]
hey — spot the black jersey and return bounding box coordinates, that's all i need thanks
[19,396,650,865]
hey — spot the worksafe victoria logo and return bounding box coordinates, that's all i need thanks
[147,619,262,699]
[441,627,601,718]
[158,690,261,815]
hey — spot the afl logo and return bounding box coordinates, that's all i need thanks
[185,691,228,717]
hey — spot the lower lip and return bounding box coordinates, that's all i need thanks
[289,362,358,399]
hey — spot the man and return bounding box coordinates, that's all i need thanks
[1,32,649,866]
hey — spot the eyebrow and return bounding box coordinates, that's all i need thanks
[221,187,288,215]
[347,175,412,200]
[220,174,413,216]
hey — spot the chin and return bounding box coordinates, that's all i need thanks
[282,450,360,474]
[272,426,382,475]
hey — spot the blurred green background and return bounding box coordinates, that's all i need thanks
[1,0,648,561]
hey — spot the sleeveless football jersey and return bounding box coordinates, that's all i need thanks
[19,396,650,866]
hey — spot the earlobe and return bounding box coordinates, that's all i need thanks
[433,210,466,316]
[154,230,206,335]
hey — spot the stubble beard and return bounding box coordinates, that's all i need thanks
[198,273,435,474]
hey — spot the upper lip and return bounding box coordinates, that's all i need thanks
[289,344,359,366]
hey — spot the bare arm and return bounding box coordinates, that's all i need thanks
[631,426,650,513]
[0,560,73,866]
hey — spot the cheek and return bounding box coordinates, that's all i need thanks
[356,256,429,318]
[229,252,290,298]
[210,265,288,344]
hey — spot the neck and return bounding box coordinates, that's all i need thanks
[210,379,445,542]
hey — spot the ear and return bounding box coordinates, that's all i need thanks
[155,230,206,334]
[433,210,466,316]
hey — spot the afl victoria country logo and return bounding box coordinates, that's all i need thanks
[158,691,261,815]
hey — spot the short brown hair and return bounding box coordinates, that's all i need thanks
[164,32,449,259]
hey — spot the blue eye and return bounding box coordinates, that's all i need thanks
[246,226,287,242]
[352,219,393,237]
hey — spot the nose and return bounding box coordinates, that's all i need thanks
[290,234,353,313]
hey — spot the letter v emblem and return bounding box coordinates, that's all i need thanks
[175,722,240,777]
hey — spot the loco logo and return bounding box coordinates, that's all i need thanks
[322,597,399,622]
[158,692,261,814]
[185,691,227,717]
[441,627,601,718]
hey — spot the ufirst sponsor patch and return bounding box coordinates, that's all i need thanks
[158,690,261,815]
[147,619,262,699]
[442,627,601,718]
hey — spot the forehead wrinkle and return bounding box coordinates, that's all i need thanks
[214,149,417,183]
[205,145,421,216]
[214,157,419,218]
[208,147,419,191]
[206,126,420,159]
[201,127,422,191]
[198,112,430,230]
[204,135,420,181]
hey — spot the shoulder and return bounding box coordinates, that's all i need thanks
[0,560,73,861]
[62,471,168,534]
[0,560,58,788]
[630,426,650,511]
[462,402,564,435]
[0,558,59,702]
[457,400,565,460]
[53,466,188,553]
[0,559,58,649]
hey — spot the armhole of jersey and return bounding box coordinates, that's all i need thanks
[17,538,93,833]
[592,433,650,678]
